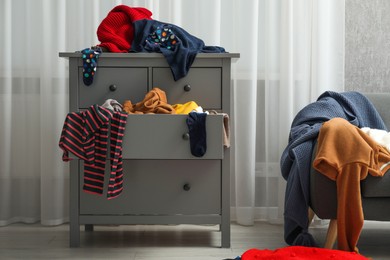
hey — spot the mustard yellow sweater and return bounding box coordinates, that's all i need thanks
[313,118,390,252]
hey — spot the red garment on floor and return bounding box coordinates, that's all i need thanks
[241,246,369,260]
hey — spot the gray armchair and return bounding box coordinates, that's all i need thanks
[309,93,390,248]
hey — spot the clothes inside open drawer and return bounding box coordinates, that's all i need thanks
[120,114,224,159]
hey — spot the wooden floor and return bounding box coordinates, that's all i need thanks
[1,221,390,259]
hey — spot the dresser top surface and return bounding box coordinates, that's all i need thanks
[59,52,240,59]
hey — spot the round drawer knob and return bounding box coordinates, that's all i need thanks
[109,84,117,91]
[183,84,191,92]
[182,133,190,140]
[183,183,191,191]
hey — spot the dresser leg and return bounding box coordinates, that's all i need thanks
[85,224,94,231]
[221,146,231,248]
[70,160,81,247]
[70,222,80,247]
[221,200,231,248]
[221,222,231,248]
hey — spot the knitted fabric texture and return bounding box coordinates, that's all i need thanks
[97,5,152,52]
[280,91,387,247]
[240,246,369,260]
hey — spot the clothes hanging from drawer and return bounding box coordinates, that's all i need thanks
[81,47,102,86]
[59,105,128,199]
[209,110,231,148]
[186,112,208,157]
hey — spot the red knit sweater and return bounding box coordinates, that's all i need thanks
[97,5,152,52]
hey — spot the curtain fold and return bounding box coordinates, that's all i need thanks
[0,0,345,227]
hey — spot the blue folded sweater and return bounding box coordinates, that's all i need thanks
[131,19,226,81]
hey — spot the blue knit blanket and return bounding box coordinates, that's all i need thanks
[280,91,387,246]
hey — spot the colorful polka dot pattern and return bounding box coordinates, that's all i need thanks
[146,25,178,50]
[81,47,102,86]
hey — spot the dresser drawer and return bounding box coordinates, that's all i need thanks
[78,67,148,108]
[79,160,221,215]
[152,68,222,110]
[121,114,224,159]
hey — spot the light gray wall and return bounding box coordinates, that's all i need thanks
[345,0,390,92]
[252,1,390,210]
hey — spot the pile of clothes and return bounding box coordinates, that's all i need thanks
[86,4,226,84]
[59,5,228,200]
[280,91,390,253]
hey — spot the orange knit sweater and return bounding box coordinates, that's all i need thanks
[313,118,390,252]
[122,87,176,114]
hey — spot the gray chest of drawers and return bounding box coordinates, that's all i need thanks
[59,52,239,248]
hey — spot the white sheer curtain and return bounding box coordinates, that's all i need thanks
[0,0,344,227]
[250,0,345,226]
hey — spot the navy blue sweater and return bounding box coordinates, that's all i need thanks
[131,19,225,81]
